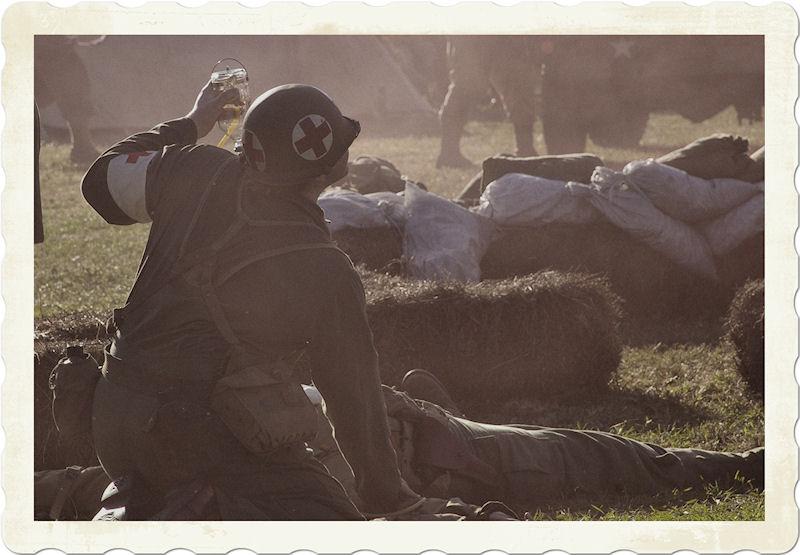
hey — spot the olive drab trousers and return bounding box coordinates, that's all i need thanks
[439,36,540,161]
[92,375,363,520]
[313,387,763,507]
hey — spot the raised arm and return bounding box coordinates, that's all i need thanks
[80,81,238,224]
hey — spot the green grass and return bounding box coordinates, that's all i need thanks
[34,110,764,520]
[527,483,764,521]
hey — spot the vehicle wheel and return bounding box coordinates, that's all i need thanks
[541,68,589,154]
[588,109,649,148]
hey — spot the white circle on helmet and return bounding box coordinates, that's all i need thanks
[292,114,334,161]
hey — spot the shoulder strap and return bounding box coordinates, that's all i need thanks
[112,156,238,328]
[174,157,240,263]
[195,242,342,350]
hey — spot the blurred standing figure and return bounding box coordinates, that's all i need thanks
[437,36,540,168]
[34,36,101,165]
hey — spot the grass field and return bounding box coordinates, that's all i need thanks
[34,107,764,520]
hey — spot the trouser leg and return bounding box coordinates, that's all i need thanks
[438,80,482,166]
[93,375,364,520]
[212,456,365,520]
[437,38,488,167]
[665,446,764,490]
[448,423,764,504]
[547,430,764,497]
[67,121,99,164]
[491,41,539,156]
[512,121,535,157]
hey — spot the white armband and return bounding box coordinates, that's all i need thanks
[106,151,158,223]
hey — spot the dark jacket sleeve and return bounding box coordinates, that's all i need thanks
[309,265,402,514]
[81,118,198,224]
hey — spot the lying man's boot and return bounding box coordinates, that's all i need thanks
[740,446,765,490]
[401,368,463,416]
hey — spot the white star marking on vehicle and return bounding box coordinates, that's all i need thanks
[610,39,635,59]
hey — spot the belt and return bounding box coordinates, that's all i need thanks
[101,344,215,403]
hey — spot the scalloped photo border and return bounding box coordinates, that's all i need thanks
[2,2,797,553]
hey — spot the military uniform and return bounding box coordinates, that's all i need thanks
[82,117,402,519]
[438,36,540,166]
[311,386,763,507]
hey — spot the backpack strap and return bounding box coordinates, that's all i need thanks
[193,242,342,355]
[113,156,238,328]
[215,242,341,286]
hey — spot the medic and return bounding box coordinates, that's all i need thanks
[81,80,416,519]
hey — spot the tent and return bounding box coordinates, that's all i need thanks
[36,35,437,141]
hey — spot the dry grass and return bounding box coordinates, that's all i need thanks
[361,269,623,406]
[33,111,765,519]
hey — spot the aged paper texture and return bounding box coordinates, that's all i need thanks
[4,2,797,553]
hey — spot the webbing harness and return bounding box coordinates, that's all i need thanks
[170,158,342,454]
[170,158,342,370]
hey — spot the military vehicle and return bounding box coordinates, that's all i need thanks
[539,35,764,154]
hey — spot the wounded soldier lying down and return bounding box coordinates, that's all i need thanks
[36,370,762,520]
[308,371,764,510]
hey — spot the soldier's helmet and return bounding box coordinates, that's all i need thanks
[241,84,360,184]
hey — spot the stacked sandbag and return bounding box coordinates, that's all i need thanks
[624,155,765,261]
[479,146,765,316]
[585,158,764,280]
[480,223,723,318]
[319,189,406,232]
[404,183,494,283]
[475,174,599,227]
[656,134,763,182]
[361,270,623,405]
[725,279,764,396]
[701,194,765,257]
[457,153,604,202]
[622,159,763,223]
[481,153,604,189]
[588,168,719,280]
[319,189,406,272]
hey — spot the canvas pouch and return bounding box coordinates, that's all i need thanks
[210,364,318,455]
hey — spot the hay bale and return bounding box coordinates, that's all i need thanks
[362,270,623,405]
[725,279,764,396]
[34,341,103,470]
[480,223,724,318]
[35,269,623,461]
[333,227,405,274]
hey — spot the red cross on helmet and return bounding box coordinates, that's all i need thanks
[240,84,360,184]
